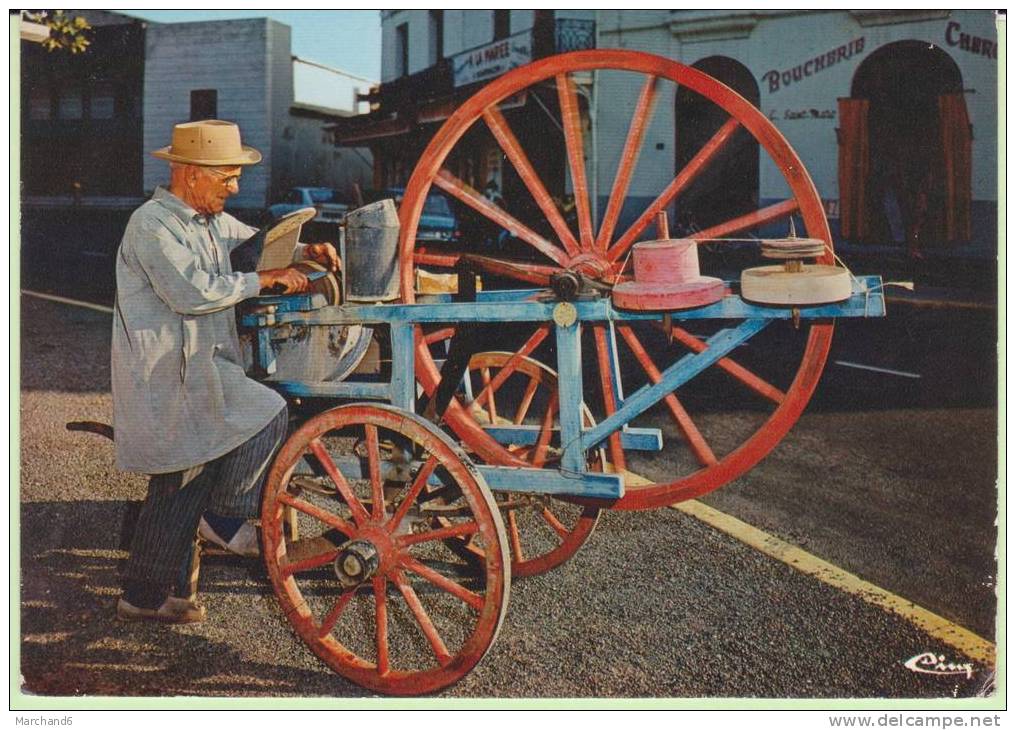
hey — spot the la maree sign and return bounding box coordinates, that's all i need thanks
[454,32,532,88]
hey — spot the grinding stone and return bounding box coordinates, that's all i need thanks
[740,264,852,305]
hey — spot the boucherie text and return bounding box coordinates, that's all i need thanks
[761,37,866,94]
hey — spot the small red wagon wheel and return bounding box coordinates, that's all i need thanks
[442,349,601,577]
[400,50,834,511]
[261,403,509,696]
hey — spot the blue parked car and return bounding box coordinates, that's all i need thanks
[268,187,349,225]
[387,188,460,243]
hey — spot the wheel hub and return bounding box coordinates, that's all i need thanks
[551,255,617,301]
[564,252,612,280]
[333,539,381,588]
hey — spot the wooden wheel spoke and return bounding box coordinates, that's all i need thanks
[531,392,559,468]
[617,326,718,466]
[413,248,463,269]
[400,556,485,611]
[540,506,571,541]
[374,576,390,676]
[434,169,570,266]
[281,543,342,578]
[393,570,452,666]
[423,326,457,346]
[608,117,741,262]
[309,439,371,526]
[483,105,581,256]
[506,509,525,563]
[398,520,480,547]
[387,455,439,533]
[460,254,559,286]
[364,425,385,520]
[480,368,497,422]
[693,198,800,241]
[277,491,355,537]
[556,74,595,250]
[415,249,560,287]
[669,325,785,404]
[592,326,626,473]
[514,376,542,425]
[596,75,659,252]
[469,326,550,411]
[318,589,355,638]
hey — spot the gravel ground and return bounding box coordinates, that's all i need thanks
[17,295,995,700]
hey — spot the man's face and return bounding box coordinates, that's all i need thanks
[188,166,242,215]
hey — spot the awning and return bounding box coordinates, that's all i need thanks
[332,115,412,145]
[331,92,528,145]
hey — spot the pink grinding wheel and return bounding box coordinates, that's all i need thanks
[612,276,726,310]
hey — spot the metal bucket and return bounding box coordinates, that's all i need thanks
[341,199,401,302]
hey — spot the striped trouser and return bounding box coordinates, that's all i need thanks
[122,407,289,592]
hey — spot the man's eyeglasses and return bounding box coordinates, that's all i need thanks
[203,168,241,187]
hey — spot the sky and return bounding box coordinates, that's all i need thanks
[123,10,382,81]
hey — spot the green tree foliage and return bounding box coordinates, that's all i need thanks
[23,10,93,54]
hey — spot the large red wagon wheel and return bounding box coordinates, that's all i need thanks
[261,404,509,696]
[400,50,834,511]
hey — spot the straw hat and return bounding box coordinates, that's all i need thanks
[151,119,262,166]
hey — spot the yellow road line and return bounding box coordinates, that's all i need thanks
[671,498,996,667]
[22,289,113,313]
[617,468,995,664]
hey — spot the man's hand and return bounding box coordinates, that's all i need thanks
[258,267,310,294]
[305,243,340,272]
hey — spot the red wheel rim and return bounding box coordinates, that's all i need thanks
[400,50,834,511]
[261,404,509,695]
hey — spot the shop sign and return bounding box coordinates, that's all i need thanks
[453,32,532,88]
[945,21,998,59]
[761,37,866,94]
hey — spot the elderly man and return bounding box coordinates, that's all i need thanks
[112,120,337,623]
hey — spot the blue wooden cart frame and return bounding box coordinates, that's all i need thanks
[241,276,885,502]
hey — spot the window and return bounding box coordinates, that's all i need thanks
[57,86,83,119]
[396,23,409,77]
[90,83,116,119]
[494,10,510,40]
[429,10,444,65]
[190,89,217,121]
[28,87,50,120]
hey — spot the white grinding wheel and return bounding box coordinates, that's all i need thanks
[740,264,852,305]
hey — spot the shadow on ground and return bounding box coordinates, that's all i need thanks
[19,500,372,698]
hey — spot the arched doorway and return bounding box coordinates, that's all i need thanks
[674,56,760,271]
[840,41,970,253]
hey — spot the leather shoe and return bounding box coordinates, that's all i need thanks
[116,595,206,624]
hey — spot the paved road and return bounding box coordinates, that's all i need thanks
[17,294,997,699]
